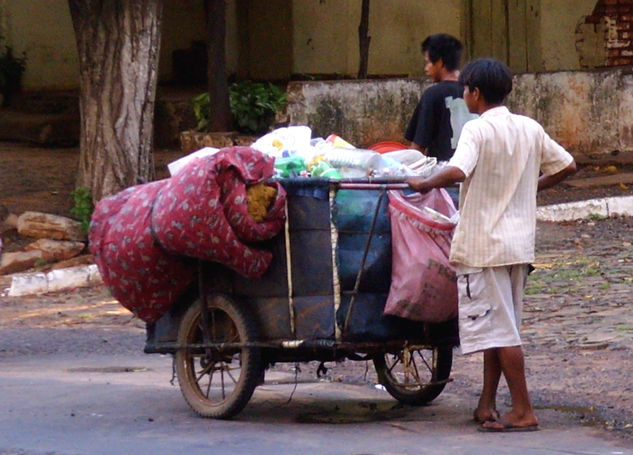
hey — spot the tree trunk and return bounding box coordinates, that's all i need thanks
[357,0,371,79]
[69,0,163,202]
[205,0,232,132]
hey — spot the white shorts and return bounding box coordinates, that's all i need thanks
[455,264,529,355]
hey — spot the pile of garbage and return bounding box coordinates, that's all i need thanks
[168,126,439,181]
[260,126,438,179]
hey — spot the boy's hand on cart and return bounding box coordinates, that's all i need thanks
[408,166,466,194]
[407,176,433,193]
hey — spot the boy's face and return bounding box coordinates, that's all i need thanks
[424,51,443,82]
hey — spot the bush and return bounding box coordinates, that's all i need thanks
[192,81,287,135]
[70,187,94,234]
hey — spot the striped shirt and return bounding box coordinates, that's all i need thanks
[447,106,574,267]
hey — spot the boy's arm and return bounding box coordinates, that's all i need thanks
[538,161,577,191]
[408,166,466,193]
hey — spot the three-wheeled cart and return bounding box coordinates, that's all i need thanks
[144,178,459,418]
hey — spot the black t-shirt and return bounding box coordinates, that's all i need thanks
[405,81,464,161]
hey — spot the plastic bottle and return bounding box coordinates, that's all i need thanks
[323,149,378,177]
[311,160,341,179]
[274,156,307,178]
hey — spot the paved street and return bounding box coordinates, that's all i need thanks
[1,348,632,455]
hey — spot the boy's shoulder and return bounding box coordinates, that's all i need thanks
[464,108,544,136]
[424,80,463,98]
[509,111,545,133]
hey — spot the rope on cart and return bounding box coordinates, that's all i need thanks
[284,198,296,337]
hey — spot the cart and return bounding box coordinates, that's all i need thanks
[144,178,459,419]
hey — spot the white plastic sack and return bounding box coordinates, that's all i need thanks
[168,147,220,176]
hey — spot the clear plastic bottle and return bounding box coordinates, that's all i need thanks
[323,149,378,177]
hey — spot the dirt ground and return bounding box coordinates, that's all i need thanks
[2,142,633,440]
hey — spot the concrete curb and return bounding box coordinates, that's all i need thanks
[537,195,633,222]
[7,264,102,297]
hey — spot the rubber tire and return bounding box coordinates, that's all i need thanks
[175,294,261,419]
[373,345,452,406]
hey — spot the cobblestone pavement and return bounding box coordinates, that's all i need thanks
[451,216,633,440]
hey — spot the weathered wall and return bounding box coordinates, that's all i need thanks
[170,78,429,150]
[236,0,292,81]
[5,0,627,92]
[292,0,463,78]
[287,69,633,158]
[3,0,239,90]
[507,70,629,158]
[576,0,633,68]
[541,0,597,71]
[2,1,78,90]
[286,78,430,148]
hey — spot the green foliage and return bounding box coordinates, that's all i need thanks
[34,258,49,268]
[192,81,287,134]
[588,213,607,221]
[70,187,94,233]
[230,81,287,134]
[192,92,210,131]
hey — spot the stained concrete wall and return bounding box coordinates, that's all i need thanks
[539,0,597,71]
[287,69,633,158]
[1,0,239,90]
[286,78,431,147]
[292,0,463,78]
[3,1,617,90]
[507,69,632,158]
[1,1,78,90]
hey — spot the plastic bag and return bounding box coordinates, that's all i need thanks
[383,188,458,323]
[168,147,219,176]
[251,125,313,158]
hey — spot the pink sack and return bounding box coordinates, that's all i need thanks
[383,188,458,323]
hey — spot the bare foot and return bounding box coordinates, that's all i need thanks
[473,407,498,423]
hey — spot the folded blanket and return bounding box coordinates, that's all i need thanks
[89,147,286,323]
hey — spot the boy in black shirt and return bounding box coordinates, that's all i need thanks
[405,33,470,161]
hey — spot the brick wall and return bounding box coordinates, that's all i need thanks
[581,0,633,67]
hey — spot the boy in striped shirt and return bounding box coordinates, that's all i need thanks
[408,58,576,432]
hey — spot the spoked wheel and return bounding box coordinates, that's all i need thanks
[175,294,262,419]
[373,345,453,405]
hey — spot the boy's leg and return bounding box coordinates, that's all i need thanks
[482,345,538,429]
[474,348,501,421]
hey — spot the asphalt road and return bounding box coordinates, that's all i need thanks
[1,327,632,455]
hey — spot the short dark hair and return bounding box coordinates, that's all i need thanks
[458,58,513,104]
[422,34,463,71]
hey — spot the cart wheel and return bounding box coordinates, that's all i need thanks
[373,345,452,405]
[175,294,262,419]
